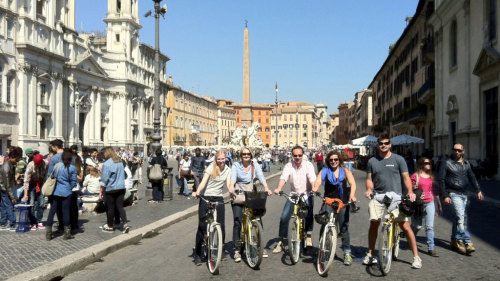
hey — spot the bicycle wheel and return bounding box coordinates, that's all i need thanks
[207,224,223,274]
[378,223,393,275]
[316,226,336,277]
[245,219,263,269]
[392,224,401,260]
[287,216,301,264]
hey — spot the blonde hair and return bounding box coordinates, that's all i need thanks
[86,166,101,177]
[240,147,254,159]
[211,150,227,179]
[102,147,121,163]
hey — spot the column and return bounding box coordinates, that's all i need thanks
[95,89,102,143]
[74,83,80,143]
[29,76,37,136]
[56,78,63,138]
[17,70,29,135]
[68,82,75,142]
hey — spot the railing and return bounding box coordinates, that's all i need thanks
[417,78,435,100]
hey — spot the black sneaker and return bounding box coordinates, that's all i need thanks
[193,255,203,266]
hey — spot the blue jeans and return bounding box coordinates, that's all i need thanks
[29,185,45,224]
[262,161,269,172]
[278,196,314,241]
[411,201,436,250]
[46,195,71,227]
[0,193,16,226]
[449,192,471,243]
[175,175,189,196]
[319,204,351,254]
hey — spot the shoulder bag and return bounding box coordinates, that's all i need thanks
[149,163,163,181]
[233,163,255,205]
[42,163,61,196]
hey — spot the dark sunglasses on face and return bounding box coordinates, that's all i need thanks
[329,158,339,162]
[293,154,303,158]
[378,141,390,146]
[241,153,252,156]
[423,162,432,165]
[453,149,463,153]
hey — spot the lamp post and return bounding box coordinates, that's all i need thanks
[146,0,167,154]
[295,108,299,146]
[274,82,278,148]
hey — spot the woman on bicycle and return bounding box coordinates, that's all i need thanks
[313,151,357,265]
[191,150,231,265]
[410,157,442,257]
[228,147,272,263]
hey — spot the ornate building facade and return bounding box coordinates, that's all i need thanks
[0,0,169,154]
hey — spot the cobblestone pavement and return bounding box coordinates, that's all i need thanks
[66,169,500,281]
[0,159,284,280]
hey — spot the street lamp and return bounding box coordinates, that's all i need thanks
[145,0,167,154]
[274,82,279,148]
[295,108,299,146]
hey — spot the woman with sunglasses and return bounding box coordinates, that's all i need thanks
[228,147,272,263]
[312,151,357,265]
[410,157,442,257]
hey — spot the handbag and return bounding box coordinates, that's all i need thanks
[42,163,61,196]
[233,163,255,205]
[149,164,163,181]
[180,169,191,177]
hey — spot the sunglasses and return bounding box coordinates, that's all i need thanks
[241,153,252,156]
[423,162,432,165]
[329,158,339,162]
[292,154,303,158]
[378,141,390,146]
[453,149,463,153]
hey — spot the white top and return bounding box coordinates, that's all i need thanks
[83,174,101,194]
[180,159,191,171]
[202,163,231,197]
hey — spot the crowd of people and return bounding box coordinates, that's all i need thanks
[0,140,143,238]
[188,134,485,272]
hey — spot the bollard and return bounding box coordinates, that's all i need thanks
[163,167,174,200]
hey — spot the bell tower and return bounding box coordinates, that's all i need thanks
[104,0,141,59]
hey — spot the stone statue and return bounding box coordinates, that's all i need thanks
[247,122,264,147]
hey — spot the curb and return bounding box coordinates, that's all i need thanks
[8,170,282,281]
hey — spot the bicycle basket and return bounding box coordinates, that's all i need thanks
[297,203,310,219]
[245,191,267,211]
[399,201,414,217]
[314,211,329,224]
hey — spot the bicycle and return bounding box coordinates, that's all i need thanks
[238,190,267,269]
[198,196,231,275]
[279,191,312,264]
[314,193,348,277]
[376,194,410,276]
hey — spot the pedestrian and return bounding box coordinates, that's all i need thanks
[273,145,316,254]
[45,139,65,234]
[22,153,47,230]
[228,147,272,263]
[148,149,168,203]
[315,150,325,172]
[176,153,192,198]
[45,150,76,240]
[82,166,101,195]
[191,150,231,265]
[438,143,484,255]
[70,144,83,231]
[100,147,130,234]
[410,157,442,257]
[0,147,22,231]
[363,133,422,269]
[190,147,206,193]
[312,151,357,265]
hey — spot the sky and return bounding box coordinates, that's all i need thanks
[76,0,419,114]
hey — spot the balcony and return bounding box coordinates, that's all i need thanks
[0,102,16,114]
[37,104,51,115]
[407,104,427,124]
[391,113,408,131]
[417,78,435,105]
[131,118,138,126]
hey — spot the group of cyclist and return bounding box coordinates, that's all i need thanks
[189,132,484,273]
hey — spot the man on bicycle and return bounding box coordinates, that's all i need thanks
[273,145,316,253]
[364,134,422,269]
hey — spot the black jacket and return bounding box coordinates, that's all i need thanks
[0,160,16,199]
[438,158,481,198]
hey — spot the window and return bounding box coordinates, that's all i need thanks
[450,20,458,68]
[40,84,46,105]
[116,34,120,42]
[7,76,13,104]
[117,0,121,12]
[6,18,13,38]
[487,0,497,41]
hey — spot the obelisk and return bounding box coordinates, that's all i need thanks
[240,21,253,126]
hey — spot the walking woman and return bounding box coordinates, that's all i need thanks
[228,147,272,263]
[411,157,442,257]
[148,149,168,203]
[191,150,231,265]
[46,150,77,240]
[99,147,130,233]
[176,153,192,198]
[312,151,357,265]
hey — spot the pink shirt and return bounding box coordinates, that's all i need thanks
[280,160,317,194]
[411,173,436,203]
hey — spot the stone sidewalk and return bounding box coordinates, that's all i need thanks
[0,160,284,281]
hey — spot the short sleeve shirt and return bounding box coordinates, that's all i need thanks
[367,153,408,195]
[202,163,231,197]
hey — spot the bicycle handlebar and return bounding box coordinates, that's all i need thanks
[198,195,232,206]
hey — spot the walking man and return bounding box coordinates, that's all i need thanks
[273,145,316,253]
[438,143,484,255]
[0,147,22,231]
[363,134,421,269]
[190,148,206,193]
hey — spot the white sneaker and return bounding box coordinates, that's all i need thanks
[273,241,283,253]
[234,251,241,263]
[306,236,313,247]
[362,253,377,265]
[263,249,268,258]
[411,256,422,269]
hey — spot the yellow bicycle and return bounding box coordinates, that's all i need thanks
[279,191,311,264]
[240,191,267,269]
